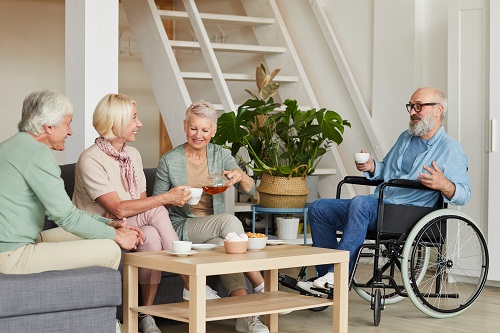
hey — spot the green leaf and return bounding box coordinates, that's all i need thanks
[260,82,280,101]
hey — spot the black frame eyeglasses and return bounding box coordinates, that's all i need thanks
[406,103,439,113]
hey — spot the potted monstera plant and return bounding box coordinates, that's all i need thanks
[212,63,350,208]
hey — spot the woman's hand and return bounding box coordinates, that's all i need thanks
[223,169,254,193]
[104,211,117,220]
[223,169,244,186]
[157,185,191,207]
[108,217,126,228]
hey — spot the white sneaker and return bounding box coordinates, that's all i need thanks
[183,285,221,300]
[313,272,334,289]
[115,319,122,333]
[296,281,328,296]
[236,316,269,333]
[139,315,162,333]
[254,282,265,293]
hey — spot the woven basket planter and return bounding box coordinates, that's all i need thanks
[256,173,309,208]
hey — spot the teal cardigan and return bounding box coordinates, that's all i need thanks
[153,143,255,241]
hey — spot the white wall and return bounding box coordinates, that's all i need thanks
[277,0,448,178]
[0,0,471,173]
[0,0,160,167]
[0,0,66,161]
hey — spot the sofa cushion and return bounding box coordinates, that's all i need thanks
[0,267,121,318]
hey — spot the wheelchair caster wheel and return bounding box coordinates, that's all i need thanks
[372,288,382,326]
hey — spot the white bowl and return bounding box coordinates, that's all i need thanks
[247,237,268,251]
[353,152,370,164]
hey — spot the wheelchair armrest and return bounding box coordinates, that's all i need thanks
[342,176,384,187]
[336,176,384,199]
[385,179,428,190]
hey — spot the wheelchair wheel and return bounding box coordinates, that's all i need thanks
[353,242,430,305]
[401,209,489,318]
[372,288,382,326]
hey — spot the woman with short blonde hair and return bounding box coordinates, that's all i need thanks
[73,93,195,333]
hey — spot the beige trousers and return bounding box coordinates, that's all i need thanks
[0,227,121,274]
[186,213,248,293]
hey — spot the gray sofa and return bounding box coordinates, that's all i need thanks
[0,267,121,332]
[0,164,123,333]
[0,163,252,332]
[38,164,248,323]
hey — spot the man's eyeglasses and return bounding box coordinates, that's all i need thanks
[406,103,439,113]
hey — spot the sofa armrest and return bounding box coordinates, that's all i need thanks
[0,266,121,318]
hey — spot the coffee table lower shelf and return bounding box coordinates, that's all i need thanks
[131,291,332,323]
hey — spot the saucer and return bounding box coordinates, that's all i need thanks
[266,239,287,246]
[191,244,218,251]
[166,250,198,256]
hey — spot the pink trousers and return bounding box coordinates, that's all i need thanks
[125,206,178,285]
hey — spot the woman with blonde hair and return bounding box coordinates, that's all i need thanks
[73,93,211,333]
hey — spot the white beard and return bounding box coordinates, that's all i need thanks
[408,111,436,137]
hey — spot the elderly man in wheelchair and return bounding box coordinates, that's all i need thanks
[293,87,488,325]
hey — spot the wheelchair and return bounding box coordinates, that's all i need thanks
[278,176,489,326]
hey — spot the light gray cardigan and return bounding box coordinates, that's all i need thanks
[153,143,255,240]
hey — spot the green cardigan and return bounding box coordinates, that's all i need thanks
[0,133,115,253]
[153,143,255,241]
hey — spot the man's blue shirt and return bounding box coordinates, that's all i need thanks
[365,126,470,207]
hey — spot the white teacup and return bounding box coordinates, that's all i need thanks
[172,240,192,253]
[353,152,370,164]
[187,187,203,205]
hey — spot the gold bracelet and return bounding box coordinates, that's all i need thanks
[153,196,163,205]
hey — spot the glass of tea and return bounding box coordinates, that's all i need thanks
[202,172,230,195]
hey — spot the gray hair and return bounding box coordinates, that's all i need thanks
[184,101,218,126]
[435,89,448,119]
[415,87,448,120]
[18,90,73,136]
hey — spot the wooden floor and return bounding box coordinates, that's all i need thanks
[155,267,500,333]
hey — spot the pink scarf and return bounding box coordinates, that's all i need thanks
[95,137,139,199]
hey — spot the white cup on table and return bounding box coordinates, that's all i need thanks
[172,241,192,253]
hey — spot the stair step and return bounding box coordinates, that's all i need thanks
[181,72,298,82]
[213,104,312,112]
[159,10,275,26]
[170,40,286,54]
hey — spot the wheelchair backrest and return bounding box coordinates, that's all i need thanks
[377,179,445,237]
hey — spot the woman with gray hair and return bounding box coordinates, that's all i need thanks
[154,101,270,333]
[0,90,142,332]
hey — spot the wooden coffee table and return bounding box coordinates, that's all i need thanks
[123,244,349,333]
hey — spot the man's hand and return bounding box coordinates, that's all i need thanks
[114,227,143,250]
[355,150,375,174]
[418,161,456,199]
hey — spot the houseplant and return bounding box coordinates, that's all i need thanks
[212,63,350,207]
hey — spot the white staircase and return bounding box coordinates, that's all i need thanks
[121,0,352,210]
